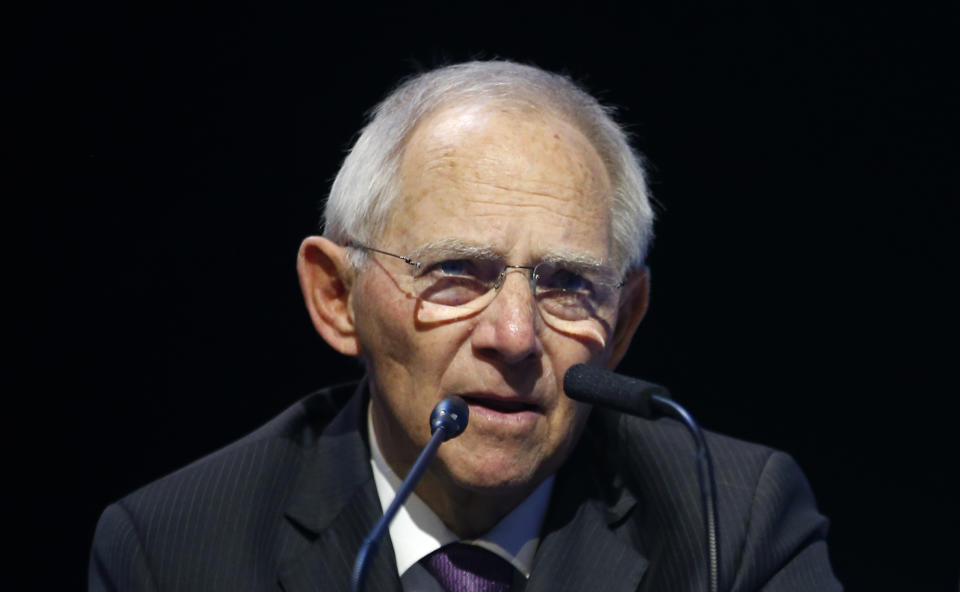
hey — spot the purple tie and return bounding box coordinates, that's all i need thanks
[421,543,515,592]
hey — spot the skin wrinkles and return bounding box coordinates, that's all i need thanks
[467,179,581,202]
[423,152,595,196]
[352,103,620,537]
[477,184,581,202]
[460,198,585,223]
[420,156,599,206]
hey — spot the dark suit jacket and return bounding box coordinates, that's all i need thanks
[89,381,841,591]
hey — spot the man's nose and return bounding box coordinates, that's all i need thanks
[471,269,542,364]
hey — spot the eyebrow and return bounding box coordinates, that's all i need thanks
[411,239,503,262]
[539,251,607,272]
[411,238,609,270]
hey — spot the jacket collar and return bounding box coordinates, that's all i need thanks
[525,411,648,592]
[277,384,646,592]
[279,381,402,592]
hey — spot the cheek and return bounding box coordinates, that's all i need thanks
[353,273,413,355]
[352,272,469,394]
[549,377,590,429]
[539,337,604,440]
[541,330,611,388]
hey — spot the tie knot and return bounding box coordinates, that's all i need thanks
[421,543,515,592]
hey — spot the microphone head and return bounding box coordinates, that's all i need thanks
[430,396,469,441]
[564,363,668,419]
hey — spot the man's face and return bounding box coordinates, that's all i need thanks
[352,103,620,504]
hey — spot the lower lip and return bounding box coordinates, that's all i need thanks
[464,400,541,429]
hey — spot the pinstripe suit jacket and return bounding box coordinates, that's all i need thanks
[89,381,841,591]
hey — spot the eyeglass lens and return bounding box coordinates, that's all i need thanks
[411,257,617,340]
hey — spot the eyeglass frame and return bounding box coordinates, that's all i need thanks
[344,239,625,303]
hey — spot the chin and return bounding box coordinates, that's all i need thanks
[438,447,551,497]
[452,473,542,500]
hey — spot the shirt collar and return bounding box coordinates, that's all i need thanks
[368,403,553,578]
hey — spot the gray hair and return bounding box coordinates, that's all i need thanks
[322,60,654,272]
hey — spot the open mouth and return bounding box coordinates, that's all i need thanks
[461,396,540,414]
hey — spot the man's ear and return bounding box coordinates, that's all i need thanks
[296,236,361,357]
[606,267,650,370]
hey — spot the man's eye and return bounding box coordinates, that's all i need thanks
[417,260,491,306]
[541,269,592,293]
[431,259,476,277]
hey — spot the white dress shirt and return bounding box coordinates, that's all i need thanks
[368,405,554,591]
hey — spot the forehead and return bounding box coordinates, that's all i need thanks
[382,103,614,262]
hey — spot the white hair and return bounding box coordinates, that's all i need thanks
[322,60,654,272]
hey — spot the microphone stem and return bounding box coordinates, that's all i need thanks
[351,427,447,592]
[652,395,721,592]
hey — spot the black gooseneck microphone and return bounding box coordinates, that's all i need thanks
[351,396,469,592]
[564,364,722,592]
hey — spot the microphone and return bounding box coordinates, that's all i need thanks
[351,396,469,592]
[563,364,722,592]
[563,363,671,418]
[430,396,469,438]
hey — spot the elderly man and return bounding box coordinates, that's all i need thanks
[90,61,841,591]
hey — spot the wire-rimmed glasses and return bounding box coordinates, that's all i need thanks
[347,240,624,344]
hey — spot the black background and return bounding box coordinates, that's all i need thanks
[7,2,957,590]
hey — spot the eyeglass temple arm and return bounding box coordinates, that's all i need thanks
[345,241,421,269]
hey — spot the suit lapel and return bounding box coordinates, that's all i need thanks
[525,420,648,592]
[278,385,402,592]
[526,499,647,592]
[274,389,646,592]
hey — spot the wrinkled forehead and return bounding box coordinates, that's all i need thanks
[381,103,615,262]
